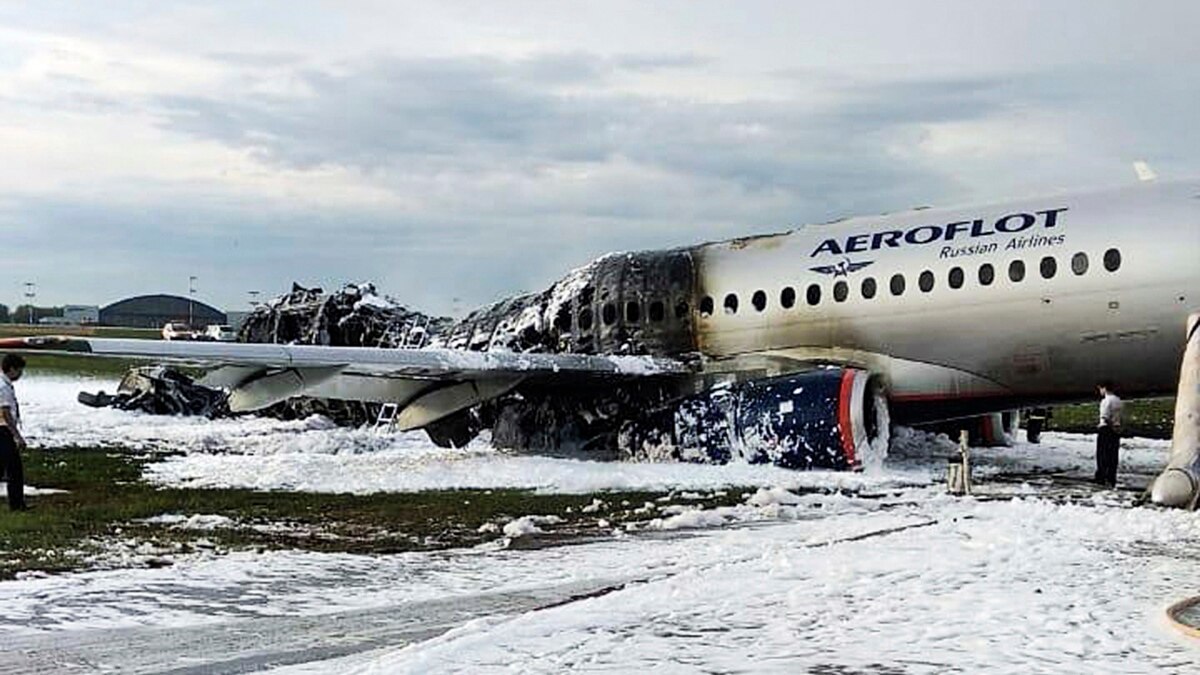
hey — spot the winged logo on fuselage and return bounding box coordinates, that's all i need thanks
[809,258,874,277]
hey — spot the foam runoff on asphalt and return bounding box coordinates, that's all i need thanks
[19,374,1174,495]
[7,375,1199,671]
[1,487,1198,672]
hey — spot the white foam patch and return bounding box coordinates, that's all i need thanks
[3,374,1196,672]
[3,491,1188,672]
[19,375,936,495]
[501,515,561,537]
[265,498,1200,674]
[138,514,236,530]
[17,374,1174,497]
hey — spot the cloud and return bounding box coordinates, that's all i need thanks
[152,54,1019,210]
[0,5,1196,313]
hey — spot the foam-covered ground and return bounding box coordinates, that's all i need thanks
[2,489,1198,672]
[5,374,1197,673]
[20,375,1172,495]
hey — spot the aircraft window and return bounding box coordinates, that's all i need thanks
[780,287,796,309]
[602,303,617,325]
[1040,256,1057,279]
[649,301,665,322]
[948,266,964,289]
[1071,252,1089,276]
[833,280,849,302]
[806,283,821,306]
[861,277,877,299]
[890,274,906,296]
[625,301,641,323]
[699,296,714,317]
[724,293,739,314]
[675,300,689,319]
[1104,248,1121,272]
[1008,260,1026,282]
[578,308,593,331]
[919,270,934,293]
[978,263,995,286]
[752,290,767,312]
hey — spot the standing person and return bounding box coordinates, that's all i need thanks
[1026,407,1049,444]
[1095,381,1123,487]
[0,354,28,511]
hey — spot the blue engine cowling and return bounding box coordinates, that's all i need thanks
[660,368,887,470]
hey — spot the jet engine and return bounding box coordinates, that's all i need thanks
[625,368,890,470]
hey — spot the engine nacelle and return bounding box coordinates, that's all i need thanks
[631,368,889,470]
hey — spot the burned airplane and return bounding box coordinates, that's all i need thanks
[9,180,1200,500]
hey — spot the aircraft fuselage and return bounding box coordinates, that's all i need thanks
[691,181,1199,415]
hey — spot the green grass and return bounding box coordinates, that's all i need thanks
[0,325,160,340]
[0,447,749,579]
[23,354,141,377]
[1046,397,1175,439]
[0,325,158,376]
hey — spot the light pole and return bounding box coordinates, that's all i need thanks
[22,282,35,325]
[248,290,260,308]
[188,276,197,327]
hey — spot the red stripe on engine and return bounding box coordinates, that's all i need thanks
[837,370,857,467]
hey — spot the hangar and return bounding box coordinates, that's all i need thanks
[99,294,227,329]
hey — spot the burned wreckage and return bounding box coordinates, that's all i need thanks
[83,249,888,471]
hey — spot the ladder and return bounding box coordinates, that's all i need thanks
[402,316,431,349]
[375,403,399,429]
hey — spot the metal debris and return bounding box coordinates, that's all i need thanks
[239,282,454,349]
[78,366,229,418]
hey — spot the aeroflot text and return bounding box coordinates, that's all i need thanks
[810,207,1068,257]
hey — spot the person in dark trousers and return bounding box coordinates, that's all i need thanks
[0,354,28,511]
[1095,381,1123,487]
[1026,408,1049,444]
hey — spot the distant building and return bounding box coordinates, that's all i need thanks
[35,305,98,326]
[38,316,76,326]
[63,305,100,325]
[99,294,226,329]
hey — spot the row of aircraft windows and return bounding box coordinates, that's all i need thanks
[698,248,1122,317]
[562,249,1122,329]
[569,298,690,332]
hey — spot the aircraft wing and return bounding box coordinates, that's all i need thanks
[0,336,687,378]
[0,336,692,428]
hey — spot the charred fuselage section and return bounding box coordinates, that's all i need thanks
[440,249,698,357]
[435,249,704,455]
[86,246,891,471]
[239,282,455,349]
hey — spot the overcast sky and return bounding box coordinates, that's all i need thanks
[0,1,1196,314]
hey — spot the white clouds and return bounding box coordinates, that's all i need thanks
[0,2,1194,312]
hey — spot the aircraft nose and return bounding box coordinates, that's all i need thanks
[1150,467,1199,508]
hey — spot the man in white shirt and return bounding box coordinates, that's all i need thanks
[0,354,28,511]
[1095,380,1123,487]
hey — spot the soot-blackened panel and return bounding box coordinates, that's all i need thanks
[443,249,697,357]
[587,250,696,356]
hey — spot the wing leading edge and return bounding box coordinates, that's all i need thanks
[0,336,690,379]
[0,336,692,427]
